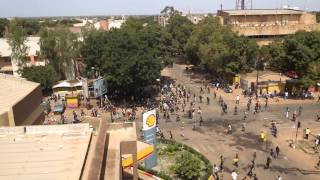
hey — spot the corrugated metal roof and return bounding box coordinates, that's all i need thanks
[221,9,304,16]
[0,36,40,57]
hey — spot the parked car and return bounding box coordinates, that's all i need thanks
[223,86,233,93]
[53,101,65,114]
[286,71,298,79]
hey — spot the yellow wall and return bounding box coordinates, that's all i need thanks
[259,83,285,94]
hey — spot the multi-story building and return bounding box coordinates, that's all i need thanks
[217,9,320,45]
[0,36,44,76]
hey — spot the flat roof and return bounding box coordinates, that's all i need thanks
[0,73,40,115]
[0,37,40,57]
[220,9,304,16]
[0,124,92,180]
[241,71,291,82]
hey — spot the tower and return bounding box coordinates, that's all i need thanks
[235,0,252,10]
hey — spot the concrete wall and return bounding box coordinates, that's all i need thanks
[11,85,44,126]
[0,112,9,126]
[219,12,320,37]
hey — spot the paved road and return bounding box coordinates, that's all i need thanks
[137,63,320,180]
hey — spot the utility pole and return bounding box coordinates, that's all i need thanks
[255,58,259,99]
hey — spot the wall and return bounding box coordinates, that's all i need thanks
[0,112,9,126]
[11,85,44,125]
[220,12,320,37]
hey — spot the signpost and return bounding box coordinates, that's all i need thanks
[142,109,157,169]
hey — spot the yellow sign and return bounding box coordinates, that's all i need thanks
[142,109,157,130]
[146,114,155,127]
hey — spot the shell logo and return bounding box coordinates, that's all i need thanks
[146,114,156,127]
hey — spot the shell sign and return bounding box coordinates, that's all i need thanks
[142,109,157,130]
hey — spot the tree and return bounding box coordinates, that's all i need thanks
[166,14,194,55]
[171,151,201,179]
[185,16,258,75]
[39,27,81,80]
[20,65,58,89]
[261,31,320,88]
[0,18,9,37]
[6,18,28,67]
[81,20,169,97]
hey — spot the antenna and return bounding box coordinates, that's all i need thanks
[236,0,252,10]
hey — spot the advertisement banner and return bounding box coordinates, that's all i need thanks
[142,109,156,131]
[142,109,157,168]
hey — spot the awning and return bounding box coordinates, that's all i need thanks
[52,81,72,89]
[121,141,154,168]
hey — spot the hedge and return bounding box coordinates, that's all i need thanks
[158,138,213,180]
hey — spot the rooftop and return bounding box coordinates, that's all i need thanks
[0,73,40,114]
[0,36,40,57]
[0,124,92,180]
[241,71,291,82]
[220,9,304,16]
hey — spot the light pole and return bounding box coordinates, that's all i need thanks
[255,59,259,100]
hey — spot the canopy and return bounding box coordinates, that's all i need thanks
[53,81,72,89]
[52,80,83,89]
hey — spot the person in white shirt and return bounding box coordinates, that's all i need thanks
[231,170,238,180]
[236,95,240,104]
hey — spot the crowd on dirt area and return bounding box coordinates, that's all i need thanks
[154,79,320,180]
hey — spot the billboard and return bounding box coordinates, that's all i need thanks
[143,109,156,130]
[142,109,157,169]
[93,78,107,98]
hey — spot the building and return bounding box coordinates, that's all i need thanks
[108,19,126,30]
[240,71,291,95]
[94,20,109,31]
[0,120,155,180]
[186,13,207,24]
[0,124,93,179]
[217,9,320,45]
[0,36,44,76]
[0,73,44,126]
[154,15,170,27]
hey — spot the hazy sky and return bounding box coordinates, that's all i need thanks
[0,0,319,17]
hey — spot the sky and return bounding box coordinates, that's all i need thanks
[0,0,319,17]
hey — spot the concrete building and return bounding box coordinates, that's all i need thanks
[0,124,92,179]
[0,119,155,179]
[0,36,44,76]
[0,73,44,126]
[217,9,320,45]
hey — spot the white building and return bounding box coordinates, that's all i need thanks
[0,36,45,77]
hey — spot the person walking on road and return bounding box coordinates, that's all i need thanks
[306,128,311,140]
[233,153,239,167]
[315,156,320,169]
[220,155,224,171]
[236,95,240,104]
[231,170,238,180]
[275,146,280,158]
[265,156,272,169]
[213,164,220,180]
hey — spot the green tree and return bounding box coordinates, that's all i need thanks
[81,20,168,96]
[39,27,81,79]
[0,18,9,37]
[261,31,320,88]
[20,65,58,89]
[185,16,258,75]
[166,14,194,55]
[6,18,28,67]
[171,151,201,179]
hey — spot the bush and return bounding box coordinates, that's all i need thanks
[171,151,201,179]
[158,138,213,180]
[138,164,173,180]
